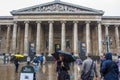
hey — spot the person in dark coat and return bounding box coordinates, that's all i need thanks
[100,52,119,80]
[14,57,20,73]
[100,53,106,79]
[56,54,70,80]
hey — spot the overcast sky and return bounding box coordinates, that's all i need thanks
[0,0,120,16]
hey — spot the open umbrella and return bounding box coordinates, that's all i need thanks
[52,50,76,63]
[15,54,24,58]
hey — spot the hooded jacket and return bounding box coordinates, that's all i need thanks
[100,52,119,80]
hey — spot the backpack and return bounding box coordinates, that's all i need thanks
[76,59,82,65]
[81,70,91,80]
[33,57,39,63]
[103,61,119,76]
[81,61,94,80]
[39,56,43,61]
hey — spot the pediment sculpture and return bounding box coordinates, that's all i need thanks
[21,4,83,13]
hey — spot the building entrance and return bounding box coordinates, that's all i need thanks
[55,44,61,52]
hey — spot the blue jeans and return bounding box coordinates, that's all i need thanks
[34,65,39,72]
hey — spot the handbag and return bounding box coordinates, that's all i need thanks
[81,60,94,80]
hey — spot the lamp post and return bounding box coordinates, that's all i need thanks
[102,35,112,52]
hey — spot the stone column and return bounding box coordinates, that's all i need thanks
[115,25,120,51]
[86,21,91,55]
[36,21,41,55]
[105,25,109,36]
[16,26,21,53]
[6,25,11,54]
[73,21,78,56]
[0,26,1,53]
[105,25,110,52]
[0,25,1,35]
[24,21,29,56]
[48,21,54,56]
[12,21,17,54]
[98,21,102,55]
[61,21,66,51]
[20,28,24,54]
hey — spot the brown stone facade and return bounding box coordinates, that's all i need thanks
[0,16,120,56]
[0,1,120,56]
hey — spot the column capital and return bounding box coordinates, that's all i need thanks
[7,25,11,27]
[13,21,17,24]
[61,20,66,24]
[97,21,102,24]
[115,25,119,27]
[36,21,42,23]
[104,25,109,27]
[73,21,78,23]
[24,21,29,24]
[85,21,91,24]
[48,21,54,23]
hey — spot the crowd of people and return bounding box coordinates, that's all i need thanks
[13,53,46,74]
[11,51,120,80]
[80,52,120,80]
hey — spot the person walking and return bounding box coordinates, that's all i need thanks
[56,54,70,80]
[39,54,44,66]
[27,56,31,64]
[76,57,82,72]
[14,57,20,73]
[32,56,39,73]
[81,53,98,80]
[100,52,119,80]
[100,53,106,79]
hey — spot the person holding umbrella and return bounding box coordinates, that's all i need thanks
[56,54,70,80]
[52,50,76,80]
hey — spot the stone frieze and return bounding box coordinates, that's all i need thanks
[21,4,85,13]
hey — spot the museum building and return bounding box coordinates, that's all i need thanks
[0,0,120,56]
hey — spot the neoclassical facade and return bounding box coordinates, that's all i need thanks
[0,0,120,56]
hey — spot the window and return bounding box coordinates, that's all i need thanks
[66,39,70,48]
[45,40,48,48]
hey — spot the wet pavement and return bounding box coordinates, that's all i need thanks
[0,61,100,80]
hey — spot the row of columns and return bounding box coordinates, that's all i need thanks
[3,21,120,56]
[103,25,120,53]
[98,24,120,54]
[115,25,120,49]
[10,20,89,55]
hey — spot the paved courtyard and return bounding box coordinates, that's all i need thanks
[0,61,100,80]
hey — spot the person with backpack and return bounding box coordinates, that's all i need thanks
[32,56,39,73]
[100,52,119,80]
[39,54,44,66]
[81,53,98,80]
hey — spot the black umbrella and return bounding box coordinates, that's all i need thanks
[52,50,76,63]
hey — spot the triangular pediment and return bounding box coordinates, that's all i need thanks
[11,1,104,15]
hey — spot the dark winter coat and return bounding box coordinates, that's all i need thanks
[14,58,19,66]
[56,60,70,72]
[100,52,119,80]
[56,60,70,80]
